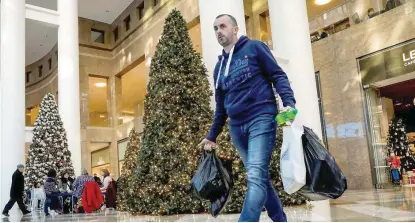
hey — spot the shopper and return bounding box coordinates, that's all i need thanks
[100,169,113,193]
[199,14,296,222]
[73,168,95,206]
[93,173,102,187]
[44,169,61,216]
[385,0,402,11]
[2,164,31,218]
[100,169,115,213]
[58,172,74,193]
[365,8,375,20]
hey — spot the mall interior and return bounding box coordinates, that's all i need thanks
[1,0,415,221]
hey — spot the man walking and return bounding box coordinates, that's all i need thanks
[199,14,296,222]
[2,164,31,218]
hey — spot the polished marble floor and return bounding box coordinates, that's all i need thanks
[3,188,415,222]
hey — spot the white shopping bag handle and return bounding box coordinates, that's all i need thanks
[289,112,304,135]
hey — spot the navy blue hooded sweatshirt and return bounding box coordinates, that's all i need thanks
[206,36,296,143]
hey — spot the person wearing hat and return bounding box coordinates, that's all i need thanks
[2,164,31,218]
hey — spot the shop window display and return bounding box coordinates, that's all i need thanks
[360,39,415,188]
[364,80,415,188]
[88,76,110,127]
[91,147,111,178]
[116,61,147,126]
[118,139,128,175]
[387,118,415,185]
[25,104,40,126]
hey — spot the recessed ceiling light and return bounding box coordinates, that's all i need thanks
[95,82,106,88]
[99,115,105,118]
[315,0,331,5]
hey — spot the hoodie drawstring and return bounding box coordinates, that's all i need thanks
[215,57,224,90]
[215,45,235,89]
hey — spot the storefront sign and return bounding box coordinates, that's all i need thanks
[360,40,415,85]
[403,49,415,66]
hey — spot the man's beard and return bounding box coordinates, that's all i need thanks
[218,37,231,47]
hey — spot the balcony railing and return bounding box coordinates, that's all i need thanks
[309,3,349,34]
[309,0,412,43]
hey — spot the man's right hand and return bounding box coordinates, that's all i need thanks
[198,138,217,151]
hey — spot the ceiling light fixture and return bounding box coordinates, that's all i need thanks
[95,82,106,88]
[315,0,331,5]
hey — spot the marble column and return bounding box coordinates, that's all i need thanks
[58,0,81,176]
[268,0,323,138]
[0,0,26,209]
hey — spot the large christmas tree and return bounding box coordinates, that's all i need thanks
[126,9,305,215]
[117,128,141,212]
[25,93,75,188]
[387,118,415,171]
[126,9,212,215]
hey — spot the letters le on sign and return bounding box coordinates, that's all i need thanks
[359,40,415,85]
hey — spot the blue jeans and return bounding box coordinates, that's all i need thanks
[230,114,287,222]
[44,195,60,214]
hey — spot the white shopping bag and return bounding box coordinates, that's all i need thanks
[280,116,306,194]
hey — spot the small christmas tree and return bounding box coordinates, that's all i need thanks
[25,93,75,188]
[117,128,141,212]
[387,118,415,171]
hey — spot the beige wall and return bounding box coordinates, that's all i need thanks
[312,3,415,189]
[25,44,59,109]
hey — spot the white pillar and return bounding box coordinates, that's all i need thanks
[0,0,26,209]
[58,0,81,176]
[268,0,322,138]
[198,0,246,109]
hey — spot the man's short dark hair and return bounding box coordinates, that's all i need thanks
[216,14,238,27]
[47,169,57,178]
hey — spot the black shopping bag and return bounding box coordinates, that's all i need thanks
[191,151,233,217]
[300,126,347,200]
